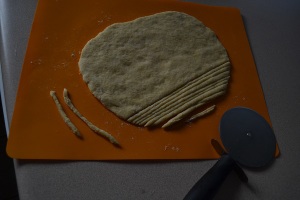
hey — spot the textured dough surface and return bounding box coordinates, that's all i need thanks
[79,11,231,126]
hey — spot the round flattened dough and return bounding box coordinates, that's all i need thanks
[79,11,230,125]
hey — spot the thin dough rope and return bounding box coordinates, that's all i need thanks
[162,104,216,128]
[63,88,120,146]
[50,91,82,138]
[187,105,216,122]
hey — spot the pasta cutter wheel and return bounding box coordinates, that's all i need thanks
[184,107,277,200]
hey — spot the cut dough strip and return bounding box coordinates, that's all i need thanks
[50,91,82,138]
[187,105,216,122]
[63,88,119,146]
[162,104,216,128]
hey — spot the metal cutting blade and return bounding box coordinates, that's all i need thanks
[219,107,276,168]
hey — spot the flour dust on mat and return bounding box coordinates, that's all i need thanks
[79,11,231,127]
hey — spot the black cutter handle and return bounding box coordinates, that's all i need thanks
[183,154,236,200]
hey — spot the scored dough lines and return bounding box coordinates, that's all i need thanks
[143,78,228,127]
[128,60,229,124]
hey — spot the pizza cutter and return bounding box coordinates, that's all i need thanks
[184,107,277,200]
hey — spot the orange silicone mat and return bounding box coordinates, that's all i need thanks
[7,0,279,160]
